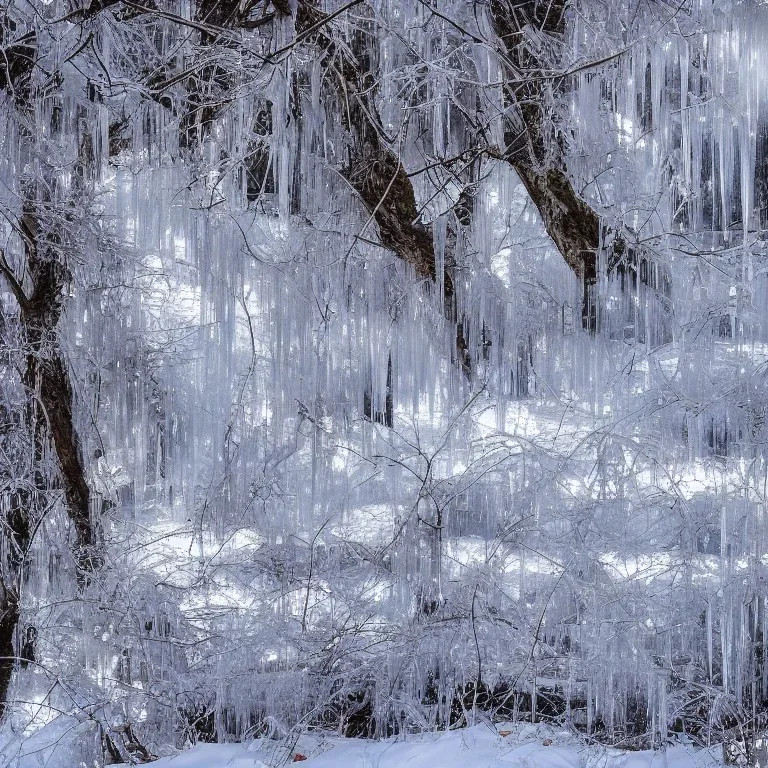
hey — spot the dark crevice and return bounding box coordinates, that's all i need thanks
[363,353,393,428]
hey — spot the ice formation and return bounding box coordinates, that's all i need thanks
[0,0,767,760]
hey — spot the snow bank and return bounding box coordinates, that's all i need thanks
[146,724,724,768]
[0,719,729,767]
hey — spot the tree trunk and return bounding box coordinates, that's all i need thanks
[489,1,598,299]
[0,203,100,715]
[490,0,672,339]
[0,496,29,716]
[19,208,98,574]
[0,588,20,719]
[296,1,472,374]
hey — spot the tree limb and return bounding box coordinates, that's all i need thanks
[296,1,471,373]
[489,0,599,286]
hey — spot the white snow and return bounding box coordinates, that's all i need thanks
[0,720,727,768]
[143,725,727,768]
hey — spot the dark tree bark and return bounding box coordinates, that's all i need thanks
[0,29,36,104]
[0,26,103,711]
[0,8,128,576]
[0,501,28,718]
[0,204,100,713]
[294,2,447,289]
[19,212,90,550]
[489,1,598,323]
[295,1,472,375]
[0,604,20,720]
[490,0,671,337]
[0,208,100,571]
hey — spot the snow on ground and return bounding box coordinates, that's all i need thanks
[147,725,725,768]
[0,718,733,768]
[2,721,725,768]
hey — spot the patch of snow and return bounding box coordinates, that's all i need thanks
[143,724,723,768]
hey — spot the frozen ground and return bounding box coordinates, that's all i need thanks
[0,720,729,767]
